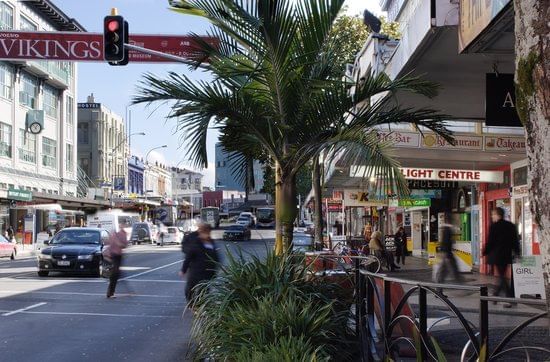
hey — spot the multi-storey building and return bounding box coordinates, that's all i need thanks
[77,94,128,197]
[0,0,84,231]
[171,167,203,213]
[128,155,145,196]
[144,161,172,200]
[214,142,264,192]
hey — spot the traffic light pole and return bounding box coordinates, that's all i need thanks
[124,43,189,64]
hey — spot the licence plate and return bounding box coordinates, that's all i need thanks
[57,260,70,266]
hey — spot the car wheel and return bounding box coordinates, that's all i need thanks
[38,271,49,277]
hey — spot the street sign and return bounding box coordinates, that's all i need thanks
[0,31,217,62]
[398,199,431,207]
[7,188,33,201]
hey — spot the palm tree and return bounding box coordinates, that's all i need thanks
[133,0,452,253]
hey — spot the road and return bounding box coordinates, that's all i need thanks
[0,228,275,362]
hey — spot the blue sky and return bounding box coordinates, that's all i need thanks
[52,0,381,187]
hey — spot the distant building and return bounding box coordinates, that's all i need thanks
[171,167,203,212]
[128,156,145,196]
[214,142,264,192]
[144,161,172,200]
[203,190,246,212]
[77,94,128,196]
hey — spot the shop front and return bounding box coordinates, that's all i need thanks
[511,160,538,256]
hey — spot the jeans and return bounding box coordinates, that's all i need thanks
[107,254,122,297]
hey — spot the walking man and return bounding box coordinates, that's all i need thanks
[106,228,128,298]
[436,213,463,285]
[483,207,520,307]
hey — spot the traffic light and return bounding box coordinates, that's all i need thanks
[103,14,128,65]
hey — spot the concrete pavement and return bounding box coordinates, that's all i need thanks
[0,228,274,362]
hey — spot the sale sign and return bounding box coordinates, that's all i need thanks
[0,31,218,62]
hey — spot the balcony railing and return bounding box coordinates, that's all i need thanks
[31,60,70,85]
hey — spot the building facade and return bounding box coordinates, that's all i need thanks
[214,142,264,192]
[128,155,145,196]
[77,94,128,196]
[171,167,203,212]
[0,0,84,231]
[144,161,172,200]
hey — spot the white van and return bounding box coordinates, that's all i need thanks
[87,210,140,239]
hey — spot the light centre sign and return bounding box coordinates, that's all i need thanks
[351,166,504,183]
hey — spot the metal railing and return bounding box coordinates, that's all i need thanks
[353,259,549,361]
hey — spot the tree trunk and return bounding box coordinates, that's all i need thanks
[514,0,550,310]
[274,162,297,255]
[312,156,324,249]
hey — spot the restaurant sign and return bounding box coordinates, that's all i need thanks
[378,131,420,147]
[421,134,483,150]
[484,136,526,152]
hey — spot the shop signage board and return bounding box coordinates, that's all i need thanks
[0,31,218,62]
[400,167,504,183]
[513,256,546,299]
[78,103,100,109]
[485,74,522,127]
[7,188,32,201]
[343,190,387,207]
[398,199,431,207]
[378,131,420,147]
[459,0,511,52]
[408,180,458,190]
[485,136,526,153]
[421,133,483,150]
[410,189,442,199]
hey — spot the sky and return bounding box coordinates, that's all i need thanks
[52,0,382,187]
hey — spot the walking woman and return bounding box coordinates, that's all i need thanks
[180,223,219,308]
[395,226,408,265]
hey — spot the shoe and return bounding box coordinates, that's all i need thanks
[106,294,116,299]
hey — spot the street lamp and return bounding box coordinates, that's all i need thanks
[144,145,168,198]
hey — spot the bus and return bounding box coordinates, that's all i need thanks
[256,207,275,228]
[201,207,220,229]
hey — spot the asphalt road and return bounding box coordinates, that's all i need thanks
[0,228,275,362]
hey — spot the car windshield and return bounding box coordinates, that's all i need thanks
[228,225,245,231]
[237,218,248,222]
[50,230,100,245]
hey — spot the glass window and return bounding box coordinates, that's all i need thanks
[78,123,89,144]
[0,62,13,99]
[18,129,35,163]
[19,72,37,108]
[0,2,13,30]
[43,85,59,118]
[65,143,73,172]
[42,137,56,169]
[19,15,37,31]
[0,122,11,158]
[66,95,74,141]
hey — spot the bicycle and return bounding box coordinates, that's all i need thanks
[332,240,381,273]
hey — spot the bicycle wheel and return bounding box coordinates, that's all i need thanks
[359,255,381,273]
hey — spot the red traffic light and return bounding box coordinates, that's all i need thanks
[107,20,119,32]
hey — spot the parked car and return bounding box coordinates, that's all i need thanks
[223,224,252,241]
[239,212,257,226]
[130,222,158,245]
[292,232,314,252]
[178,218,198,235]
[0,235,17,259]
[236,215,253,227]
[37,227,109,277]
[158,226,183,246]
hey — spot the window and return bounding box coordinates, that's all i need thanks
[77,123,89,144]
[18,129,35,163]
[0,2,13,30]
[0,62,13,99]
[65,143,73,173]
[0,122,11,158]
[42,137,56,169]
[19,15,37,31]
[65,95,74,141]
[79,158,89,175]
[19,72,37,108]
[43,85,59,118]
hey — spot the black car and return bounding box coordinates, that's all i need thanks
[223,224,252,241]
[37,227,110,277]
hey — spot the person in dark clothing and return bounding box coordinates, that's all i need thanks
[6,225,14,241]
[106,228,128,298]
[483,207,520,306]
[436,214,463,284]
[180,223,219,307]
[394,226,408,265]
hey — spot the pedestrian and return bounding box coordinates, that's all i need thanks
[483,207,520,307]
[395,226,408,265]
[435,213,463,286]
[179,223,219,309]
[384,233,400,271]
[106,227,128,298]
[368,230,384,263]
[6,225,14,241]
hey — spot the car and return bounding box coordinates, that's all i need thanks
[223,224,252,241]
[37,227,109,277]
[236,215,253,227]
[158,226,183,245]
[239,212,257,226]
[178,218,198,236]
[292,232,314,252]
[0,235,17,259]
[130,222,158,245]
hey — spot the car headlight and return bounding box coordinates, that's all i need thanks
[39,254,52,260]
[77,255,94,261]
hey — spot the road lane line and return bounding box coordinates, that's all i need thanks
[2,302,47,316]
[119,260,183,280]
[21,311,179,318]
[0,291,181,298]
[0,277,184,283]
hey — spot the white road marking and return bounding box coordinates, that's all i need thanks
[120,260,183,280]
[21,311,179,318]
[0,291,180,298]
[0,277,184,283]
[2,302,47,316]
